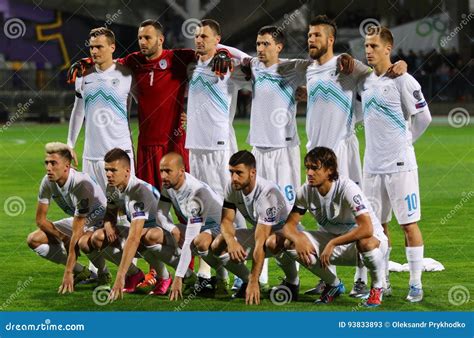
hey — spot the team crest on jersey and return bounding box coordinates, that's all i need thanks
[413,90,422,101]
[159,59,168,69]
[111,78,120,87]
[264,207,277,222]
[353,194,362,205]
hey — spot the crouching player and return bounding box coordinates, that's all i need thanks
[140,152,229,300]
[90,148,172,300]
[283,147,388,307]
[26,142,108,293]
[211,150,300,305]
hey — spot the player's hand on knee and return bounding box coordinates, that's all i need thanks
[66,57,93,84]
[386,60,407,78]
[336,53,354,75]
[295,235,316,266]
[245,280,260,305]
[169,277,183,301]
[211,49,234,79]
[319,242,335,269]
[228,240,246,262]
[104,222,118,244]
[58,272,74,294]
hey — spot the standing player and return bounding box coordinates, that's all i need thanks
[223,26,305,288]
[283,147,388,306]
[361,26,431,302]
[138,152,228,299]
[185,19,250,287]
[26,142,109,293]
[67,27,135,192]
[211,151,300,304]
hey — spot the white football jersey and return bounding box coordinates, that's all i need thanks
[75,62,134,160]
[186,58,242,151]
[38,169,106,224]
[360,72,429,174]
[106,175,160,227]
[247,58,302,148]
[294,176,385,237]
[305,56,364,151]
[159,173,222,232]
[224,176,291,229]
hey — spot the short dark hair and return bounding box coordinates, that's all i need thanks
[89,27,115,44]
[367,26,394,47]
[310,15,337,41]
[104,148,131,168]
[304,147,339,181]
[229,150,256,169]
[258,25,285,46]
[139,19,164,35]
[199,19,221,36]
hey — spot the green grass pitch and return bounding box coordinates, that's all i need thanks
[0,119,473,311]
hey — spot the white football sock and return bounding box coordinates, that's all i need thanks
[199,250,228,281]
[361,248,385,288]
[197,257,212,279]
[406,246,423,288]
[219,253,249,283]
[286,249,338,286]
[102,245,140,276]
[259,258,269,284]
[274,251,299,285]
[86,250,108,274]
[354,265,368,283]
[385,246,392,283]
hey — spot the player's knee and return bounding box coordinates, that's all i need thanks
[26,230,43,249]
[193,234,211,252]
[91,230,105,249]
[142,228,163,246]
[357,237,378,252]
[401,222,418,233]
[284,239,295,250]
[265,235,277,253]
[211,236,225,255]
[78,235,91,253]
